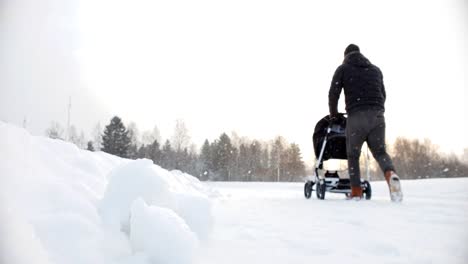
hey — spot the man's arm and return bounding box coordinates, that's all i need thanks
[329,66,343,117]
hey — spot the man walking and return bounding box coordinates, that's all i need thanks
[328,44,403,202]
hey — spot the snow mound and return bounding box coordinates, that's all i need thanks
[130,198,198,264]
[99,159,212,240]
[0,122,213,264]
[0,121,124,264]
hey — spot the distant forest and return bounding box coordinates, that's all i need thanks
[45,116,468,181]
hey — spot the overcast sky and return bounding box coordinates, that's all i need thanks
[1,0,467,162]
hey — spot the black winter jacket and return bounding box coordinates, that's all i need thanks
[328,51,386,116]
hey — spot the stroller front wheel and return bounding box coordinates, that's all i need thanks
[304,181,313,199]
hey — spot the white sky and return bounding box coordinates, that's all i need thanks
[1,0,467,163]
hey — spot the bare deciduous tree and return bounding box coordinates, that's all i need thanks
[141,125,161,146]
[171,119,191,152]
[92,122,103,151]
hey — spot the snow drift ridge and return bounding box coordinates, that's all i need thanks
[0,121,213,264]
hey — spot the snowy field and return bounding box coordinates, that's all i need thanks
[196,180,468,264]
[1,121,468,264]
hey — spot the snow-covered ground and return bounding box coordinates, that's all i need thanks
[196,180,468,264]
[1,121,468,264]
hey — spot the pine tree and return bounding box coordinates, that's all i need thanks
[127,144,138,159]
[284,143,305,181]
[161,140,175,170]
[213,133,234,181]
[136,144,148,159]
[101,116,131,158]
[148,140,162,166]
[87,141,95,151]
[248,140,262,181]
[199,140,212,179]
[185,144,200,177]
[238,143,250,181]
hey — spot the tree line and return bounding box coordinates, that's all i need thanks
[46,116,306,181]
[357,137,468,180]
[45,116,468,181]
[390,137,468,179]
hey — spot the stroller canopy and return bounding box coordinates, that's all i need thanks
[313,114,347,161]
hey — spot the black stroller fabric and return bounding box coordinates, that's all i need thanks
[313,114,347,162]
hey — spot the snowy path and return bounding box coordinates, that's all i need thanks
[196,179,468,264]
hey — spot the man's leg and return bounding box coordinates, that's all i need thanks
[366,114,395,173]
[367,112,403,202]
[346,113,366,191]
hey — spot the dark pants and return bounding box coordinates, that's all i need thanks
[346,110,395,187]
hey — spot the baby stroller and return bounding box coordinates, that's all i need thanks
[304,113,372,200]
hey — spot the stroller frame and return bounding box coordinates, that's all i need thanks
[304,114,372,200]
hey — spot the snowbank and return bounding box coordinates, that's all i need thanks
[99,158,213,242]
[0,122,213,264]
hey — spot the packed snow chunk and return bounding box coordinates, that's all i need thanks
[130,198,198,264]
[99,159,177,230]
[99,159,213,240]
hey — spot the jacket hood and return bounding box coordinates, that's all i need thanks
[343,52,371,67]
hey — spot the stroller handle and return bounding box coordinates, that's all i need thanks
[326,113,347,134]
[327,113,346,127]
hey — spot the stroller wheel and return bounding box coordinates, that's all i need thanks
[316,180,326,200]
[304,181,313,199]
[363,181,372,200]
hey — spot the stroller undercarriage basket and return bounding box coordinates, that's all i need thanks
[304,114,372,200]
